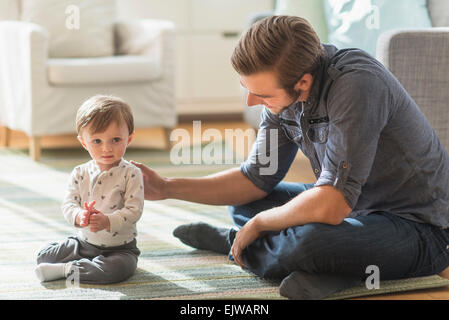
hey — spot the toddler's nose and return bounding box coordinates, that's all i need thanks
[103,142,113,152]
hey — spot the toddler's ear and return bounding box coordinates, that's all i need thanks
[77,135,88,150]
[127,132,135,145]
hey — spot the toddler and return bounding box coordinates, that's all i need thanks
[35,95,144,284]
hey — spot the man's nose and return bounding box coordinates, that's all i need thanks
[246,92,263,107]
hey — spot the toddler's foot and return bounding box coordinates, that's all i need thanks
[34,263,70,282]
[173,222,235,255]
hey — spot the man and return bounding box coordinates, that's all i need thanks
[132,16,449,299]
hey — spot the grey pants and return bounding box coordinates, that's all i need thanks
[36,236,140,284]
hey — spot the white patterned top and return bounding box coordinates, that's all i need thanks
[62,159,144,247]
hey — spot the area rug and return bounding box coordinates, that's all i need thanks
[0,146,448,300]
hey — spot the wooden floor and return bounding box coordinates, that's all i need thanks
[2,121,449,300]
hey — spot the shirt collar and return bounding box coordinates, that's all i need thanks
[303,44,338,113]
[277,44,338,119]
[89,158,125,175]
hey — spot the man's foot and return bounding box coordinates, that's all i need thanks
[439,266,449,279]
[279,270,360,300]
[173,222,235,255]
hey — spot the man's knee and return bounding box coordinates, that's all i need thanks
[228,202,257,216]
[227,204,239,216]
[228,204,256,227]
[247,223,339,278]
[283,223,349,274]
[288,222,336,253]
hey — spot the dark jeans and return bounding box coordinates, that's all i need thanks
[228,182,449,281]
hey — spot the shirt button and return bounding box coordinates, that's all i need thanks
[314,168,320,174]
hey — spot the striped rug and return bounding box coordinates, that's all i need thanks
[1,146,448,300]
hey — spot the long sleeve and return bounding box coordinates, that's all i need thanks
[61,167,84,227]
[240,107,299,193]
[314,70,390,209]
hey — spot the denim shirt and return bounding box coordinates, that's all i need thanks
[241,44,449,228]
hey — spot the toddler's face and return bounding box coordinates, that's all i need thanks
[78,121,133,171]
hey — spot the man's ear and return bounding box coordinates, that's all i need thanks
[294,73,313,92]
[77,135,88,150]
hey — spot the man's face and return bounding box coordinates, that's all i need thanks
[240,71,310,115]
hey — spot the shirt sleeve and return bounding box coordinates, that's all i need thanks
[314,69,391,209]
[61,167,84,227]
[240,107,299,193]
[107,166,144,234]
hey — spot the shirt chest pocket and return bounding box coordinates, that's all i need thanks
[306,117,330,144]
[280,119,303,145]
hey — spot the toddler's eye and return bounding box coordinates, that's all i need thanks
[113,137,121,143]
[93,139,102,144]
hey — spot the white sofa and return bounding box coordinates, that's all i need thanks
[0,0,177,160]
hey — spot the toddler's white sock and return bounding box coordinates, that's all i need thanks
[34,263,69,282]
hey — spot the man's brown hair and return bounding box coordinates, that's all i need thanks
[231,15,325,97]
[76,95,134,135]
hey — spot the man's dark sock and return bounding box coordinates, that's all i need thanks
[173,222,235,255]
[279,270,361,300]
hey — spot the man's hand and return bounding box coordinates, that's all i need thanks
[231,216,263,268]
[131,161,168,200]
[89,211,110,233]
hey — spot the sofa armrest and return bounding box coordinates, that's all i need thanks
[0,21,49,133]
[376,28,449,72]
[376,27,449,151]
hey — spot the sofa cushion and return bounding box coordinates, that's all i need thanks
[47,55,161,85]
[323,0,432,56]
[21,0,115,58]
[0,0,19,20]
[427,0,449,27]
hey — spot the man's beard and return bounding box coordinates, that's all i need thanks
[268,89,302,114]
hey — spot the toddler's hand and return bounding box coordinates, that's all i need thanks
[79,210,90,227]
[79,201,98,227]
[89,211,110,233]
